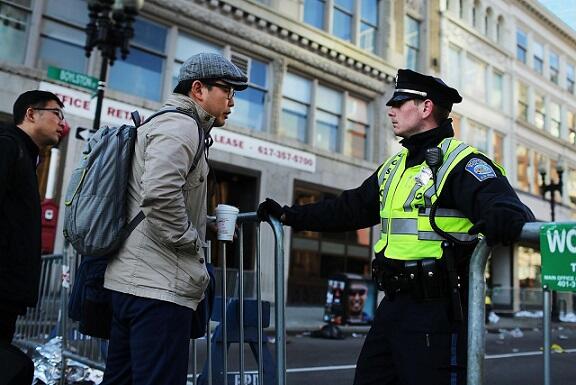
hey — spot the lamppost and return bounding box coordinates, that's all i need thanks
[85,0,144,131]
[539,159,564,322]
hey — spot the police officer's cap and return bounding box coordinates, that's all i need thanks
[386,69,462,110]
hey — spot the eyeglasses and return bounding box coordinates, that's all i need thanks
[206,82,235,100]
[34,108,65,121]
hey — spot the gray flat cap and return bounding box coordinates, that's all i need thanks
[177,53,248,90]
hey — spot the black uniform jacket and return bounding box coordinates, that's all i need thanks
[0,125,41,313]
[284,120,534,240]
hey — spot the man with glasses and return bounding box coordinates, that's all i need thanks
[0,90,65,384]
[102,53,247,385]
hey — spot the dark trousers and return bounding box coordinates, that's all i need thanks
[353,293,467,385]
[102,291,193,385]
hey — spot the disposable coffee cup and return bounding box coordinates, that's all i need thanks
[215,204,239,241]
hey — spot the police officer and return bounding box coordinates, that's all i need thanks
[258,69,534,385]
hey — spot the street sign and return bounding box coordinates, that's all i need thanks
[540,223,576,292]
[75,126,96,141]
[47,66,99,92]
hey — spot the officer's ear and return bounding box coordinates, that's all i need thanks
[421,99,435,120]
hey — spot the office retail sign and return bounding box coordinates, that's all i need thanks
[211,128,316,172]
[540,223,576,292]
[39,81,154,127]
[47,66,99,91]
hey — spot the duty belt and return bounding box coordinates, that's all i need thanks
[371,257,451,301]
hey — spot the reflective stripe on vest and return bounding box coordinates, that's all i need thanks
[374,138,484,260]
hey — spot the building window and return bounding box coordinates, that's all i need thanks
[405,16,420,70]
[549,52,559,84]
[516,145,530,192]
[517,247,541,290]
[468,120,488,153]
[0,0,32,65]
[534,93,545,129]
[464,55,486,102]
[532,152,545,195]
[315,85,342,152]
[359,0,378,52]
[492,132,504,166]
[281,72,312,143]
[345,96,369,160]
[288,182,372,305]
[533,41,544,75]
[517,81,528,121]
[172,34,222,88]
[549,102,560,137]
[333,0,353,42]
[567,64,575,94]
[304,0,325,30]
[108,18,167,102]
[568,111,575,144]
[37,0,89,73]
[516,29,527,64]
[447,45,461,89]
[569,168,576,207]
[491,71,503,110]
[228,55,269,132]
[304,0,379,53]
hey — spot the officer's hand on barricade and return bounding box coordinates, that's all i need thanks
[468,207,526,247]
[257,198,285,223]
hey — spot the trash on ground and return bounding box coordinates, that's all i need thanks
[488,311,500,324]
[559,312,576,323]
[32,337,103,385]
[514,310,543,318]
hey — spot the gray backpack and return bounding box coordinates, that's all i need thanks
[63,108,206,257]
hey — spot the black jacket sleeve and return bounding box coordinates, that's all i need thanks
[283,169,381,232]
[439,153,535,242]
[0,136,18,207]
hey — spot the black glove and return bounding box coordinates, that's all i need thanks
[468,207,526,247]
[257,198,284,222]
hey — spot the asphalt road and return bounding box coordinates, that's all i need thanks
[188,325,576,385]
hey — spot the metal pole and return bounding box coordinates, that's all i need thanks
[92,56,109,131]
[467,239,491,385]
[221,242,228,385]
[206,242,213,385]
[543,286,551,385]
[467,222,542,385]
[270,217,286,385]
[239,226,245,385]
[256,225,264,385]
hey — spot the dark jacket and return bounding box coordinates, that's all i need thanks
[0,125,41,313]
[283,120,534,242]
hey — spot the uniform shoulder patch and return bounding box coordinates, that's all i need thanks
[465,158,497,181]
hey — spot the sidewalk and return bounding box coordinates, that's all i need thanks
[279,306,576,335]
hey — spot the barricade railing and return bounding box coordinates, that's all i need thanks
[14,254,64,351]
[467,222,542,385]
[51,212,284,385]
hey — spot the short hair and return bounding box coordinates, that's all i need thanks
[173,79,214,96]
[13,90,64,125]
[413,99,451,125]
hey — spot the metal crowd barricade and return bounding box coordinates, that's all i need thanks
[55,212,285,385]
[13,254,64,351]
[467,222,541,385]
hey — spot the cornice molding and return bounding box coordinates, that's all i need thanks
[515,0,576,47]
[145,0,396,91]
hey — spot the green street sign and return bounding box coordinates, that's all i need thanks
[47,66,98,91]
[540,223,576,292]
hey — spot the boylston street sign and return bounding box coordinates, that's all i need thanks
[47,66,99,92]
[540,223,576,292]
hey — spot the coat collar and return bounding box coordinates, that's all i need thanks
[163,93,216,133]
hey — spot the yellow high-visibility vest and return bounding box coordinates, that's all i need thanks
[373,138,505,260]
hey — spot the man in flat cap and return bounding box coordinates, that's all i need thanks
[258,69,533,384]
[102,53,247,385]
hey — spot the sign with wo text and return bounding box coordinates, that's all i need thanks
[540,223,576,292]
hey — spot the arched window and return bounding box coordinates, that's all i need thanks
[496,15,504,43]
